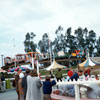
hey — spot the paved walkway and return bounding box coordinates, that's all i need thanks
[0,89,17,100]
[0,86,99,100]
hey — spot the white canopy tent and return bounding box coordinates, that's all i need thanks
[46,60,65,71]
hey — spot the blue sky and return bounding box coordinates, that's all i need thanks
[0,0,100,67]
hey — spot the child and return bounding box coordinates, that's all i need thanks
[43,76,56,100]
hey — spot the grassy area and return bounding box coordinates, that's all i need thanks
[39,69,68,79]
[69,66,77,69]
[39,70,50,75]
[40,69,67,76]
[39,66,77,77]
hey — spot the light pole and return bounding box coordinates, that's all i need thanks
[48,33,52,64]
[14,56,16,68]
[1,55,4,67]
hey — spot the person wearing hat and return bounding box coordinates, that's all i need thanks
[18,72,24,100]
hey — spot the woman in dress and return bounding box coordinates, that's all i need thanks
[26,70,43,100]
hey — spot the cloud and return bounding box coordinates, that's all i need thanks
[0,0,100,67]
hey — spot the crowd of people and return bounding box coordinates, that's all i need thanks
[15,69,56,100]
[55,68,83,82]
[54,67,98,97]
[53,68,83,97]
[66,67,95,81]
[0,66,99,100]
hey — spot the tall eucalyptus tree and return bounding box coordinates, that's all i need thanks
[24,32,37,52]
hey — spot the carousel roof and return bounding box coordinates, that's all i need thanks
[79,57,96,67]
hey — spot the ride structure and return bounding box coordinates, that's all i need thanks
[2,52,40,70]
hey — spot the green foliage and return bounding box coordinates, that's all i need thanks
[24,32,37,52]
[96,37,100,56]
[23,26,99,59]
[38,33,50,54]
[65,52,70,57]
[53,26,65,52]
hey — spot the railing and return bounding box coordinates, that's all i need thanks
[57,78,100,100]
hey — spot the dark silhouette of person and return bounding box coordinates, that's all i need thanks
[22,69,30,100]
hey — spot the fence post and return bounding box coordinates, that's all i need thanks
[75,84,80,100]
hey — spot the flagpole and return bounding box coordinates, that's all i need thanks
[48,33,54,77]
[13,38,16,68]
[48,33,52,64]
[37,60,39,75]
[32,53,34,69]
